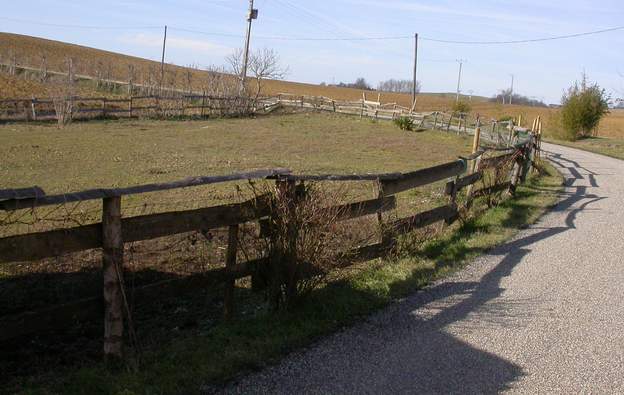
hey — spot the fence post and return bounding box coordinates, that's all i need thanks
[31,97,37,121]
[377,179,392,248]
[509,153,523,195]
[465,118,481,200]
[520,137,534,182]
[445,173,461,225]
[23,100,31,122]
[446,113,454,132]
[536,120,543,161]
[129,97,133,118]
[433,112,438,129]
[507,120,514,147]
[102,98,106,118]
[201,91,206,118]
[102,196,124,360]
[223,224,239,320]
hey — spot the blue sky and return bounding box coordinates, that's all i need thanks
[2,0,623,104]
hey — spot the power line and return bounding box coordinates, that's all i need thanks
[173,25,624,44]
[420,26,624,44]
[3,15,623,45]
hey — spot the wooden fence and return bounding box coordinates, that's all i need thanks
[0,132,539,358]
[0,92,518,142]
[0,93,415,122]
[272,93,528,143]
[0,94,264,122]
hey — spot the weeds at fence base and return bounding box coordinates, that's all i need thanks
[6,162,563,394]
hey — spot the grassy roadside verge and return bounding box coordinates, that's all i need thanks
[14,163,563,395]
[545,136,624,161]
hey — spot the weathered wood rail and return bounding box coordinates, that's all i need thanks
[0,136,538,356]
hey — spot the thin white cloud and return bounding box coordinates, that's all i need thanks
[342,0,554,26]
[119,33,233,56]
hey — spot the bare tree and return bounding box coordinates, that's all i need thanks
[148,65,158,95]
[185,66,194,94]
[127,64,136,95]
[377,79,421,94]
[40,54,48,82]
[66,57,75,85]
[204,65,238,96]
[226,48,245,78]
[227,48,288,98]
[336,78,372,90]
[9,50,17,76]
[166,68,178,94]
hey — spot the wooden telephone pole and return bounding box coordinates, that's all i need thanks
[241,0,258,92]
[159,25,167,94]
[455,59,465,103]
[412,33,418,106]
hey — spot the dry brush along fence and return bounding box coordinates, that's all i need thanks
[0,132,540,359]
[0,92,527,144]
[272,93,535,145]
[0,94,263,122]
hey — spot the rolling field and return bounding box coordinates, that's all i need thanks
[3,32,623,138]
[1,112,472,193]
[0,111,473,238]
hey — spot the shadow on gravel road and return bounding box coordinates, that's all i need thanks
[282,153,608,394]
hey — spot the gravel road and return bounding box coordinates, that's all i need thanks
[222,143,624,394]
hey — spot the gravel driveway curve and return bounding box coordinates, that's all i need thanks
[222,143,624,394]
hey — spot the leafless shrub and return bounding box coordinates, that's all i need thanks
[47,81,75,128]
[476,152,517,208]
[239,181,370,310]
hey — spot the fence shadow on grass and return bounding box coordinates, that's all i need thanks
[0,266,255,383]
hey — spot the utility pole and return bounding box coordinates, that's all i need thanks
[455,59,465,103]
[509,74,514,105]
[412,33,418,106]
[159,25,167,94]
[241,0,258,92]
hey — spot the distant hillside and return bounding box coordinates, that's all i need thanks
[0,32,562,130]
[0,33,489,108]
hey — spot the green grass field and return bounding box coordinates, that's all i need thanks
[1,111,473,237]
[1,112,473,192]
